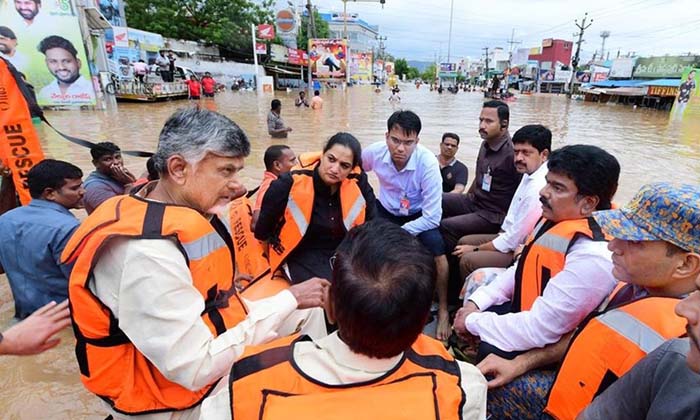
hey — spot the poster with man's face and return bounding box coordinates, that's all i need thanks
[0,0,96,106]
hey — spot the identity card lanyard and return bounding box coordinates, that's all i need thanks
[482,165,493,193]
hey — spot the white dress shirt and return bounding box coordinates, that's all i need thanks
[37,75,96,106]
[200,332,488,419]
[89,199,326,420]
[466,237,616,352]
[491,163,548,253]
[362,142,443,236]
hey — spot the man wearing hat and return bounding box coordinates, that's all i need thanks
[476,183,700,420]
[0,26,28,72]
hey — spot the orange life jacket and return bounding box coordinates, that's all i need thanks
[267,152,366,274]
[543,295,686,420]
[512,217,610,312]
[228,334,466,420]
[61,194,249,415]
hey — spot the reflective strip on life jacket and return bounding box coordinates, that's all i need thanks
[595,310,666,353]
[286,194,310,235]
[343,192,366,231]
[181,230,227,261]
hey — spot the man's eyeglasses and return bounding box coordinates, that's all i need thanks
[389,136,417,147]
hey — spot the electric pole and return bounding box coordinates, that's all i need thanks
[506,28,521,70]
[482,47,490,80]
[447,0,454,63]
[568,12,593,98]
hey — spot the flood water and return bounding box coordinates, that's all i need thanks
[1,85,699,419]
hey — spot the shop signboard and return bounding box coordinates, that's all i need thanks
[647,86,678,97]
[554,69,572,83]
[439,62,457,78]
[275,9,297,49]
[634,56,700,79]
[257,24,275,40]
[308,38,347,80]
[591,65,610,82]
[255,42,267,55]
[0,0,96,106]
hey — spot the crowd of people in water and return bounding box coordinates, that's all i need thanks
[0,94,699,420]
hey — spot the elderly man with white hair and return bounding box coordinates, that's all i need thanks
[62,107,328,420]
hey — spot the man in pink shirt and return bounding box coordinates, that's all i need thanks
[252,145,297,230]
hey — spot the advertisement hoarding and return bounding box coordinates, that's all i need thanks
[609,57,636,78]
[349,52,372,82]
[671,67,700,121]
[0,0,96,106]
[308,39,347,80]
[270,44,288,63]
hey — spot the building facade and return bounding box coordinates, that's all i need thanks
[319,12,379,53]
[529,39,573,70]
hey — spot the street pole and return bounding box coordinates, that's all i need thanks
[306,0,314,94]
[482,46,489,81]
[251,23,259,92]
[447,0,454,63]
[568,12,593,98]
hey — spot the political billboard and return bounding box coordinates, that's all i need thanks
[308,38,347,80]
[349,52,372,82]
[634,56,700,79]
[0,0,96,106]
[671,67,700,121]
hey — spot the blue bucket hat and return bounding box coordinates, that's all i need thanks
[593,183,700,253]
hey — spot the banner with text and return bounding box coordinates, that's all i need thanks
[0,1,97,106]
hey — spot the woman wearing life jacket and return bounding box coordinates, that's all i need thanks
[255,132,376,284]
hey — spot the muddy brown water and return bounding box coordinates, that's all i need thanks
[1,86,698,419]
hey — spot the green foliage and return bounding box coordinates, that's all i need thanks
[125,0,274,49]
[421,63,437,81]
[394,58,420,80]
[297,8,330,50]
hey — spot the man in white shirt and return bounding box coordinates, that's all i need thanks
[201,220,487,419]
[362,110,451,341]
[453,145,620,363]
[37,35,96,105]
[61,108,328,420]
[11,0,46,27]
[453,125,551,281]
[0,26,29,72]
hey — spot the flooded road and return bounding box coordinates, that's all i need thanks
[1,86,699,419]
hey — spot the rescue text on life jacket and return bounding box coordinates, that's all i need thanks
[267,152,367,275]
[61,194,249,415]
[228,334,466,420]
[543,294,686,420]
[0,58,45,205]
[512,217,610,312]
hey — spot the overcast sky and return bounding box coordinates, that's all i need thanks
[278,0,699,62]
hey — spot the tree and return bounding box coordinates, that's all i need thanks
[421,64,437,81]
[125,0,274,49]
[297,8,330,50]
[395,58,420,80]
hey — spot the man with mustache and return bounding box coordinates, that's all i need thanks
[37,35,95,105]
[452,124,551,282]
[474,183,699,419]
[440,100,522,253]
[453,145,619,369]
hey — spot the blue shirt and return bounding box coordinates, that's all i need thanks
[84,170,126,214]
[362,142,442,235]
[0,199,79,318]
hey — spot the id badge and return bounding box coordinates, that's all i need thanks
[482,172,493,192]
[399,193,410,216]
